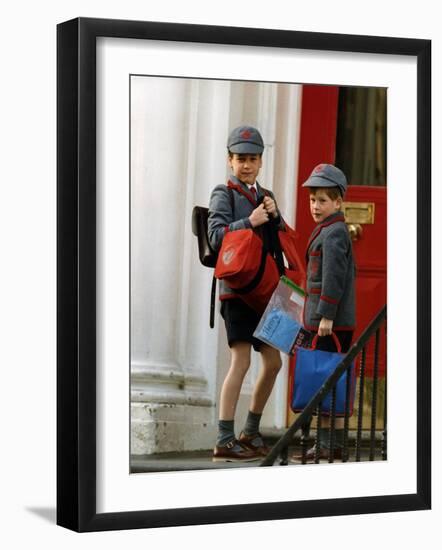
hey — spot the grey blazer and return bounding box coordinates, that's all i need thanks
[207,175,283,300]
[303,212,356,331]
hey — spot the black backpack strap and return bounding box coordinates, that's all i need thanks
[269,217,285,276]
[209,276,217,328]
[257,193,285,277]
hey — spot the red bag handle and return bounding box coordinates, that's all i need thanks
[311,332,342,353]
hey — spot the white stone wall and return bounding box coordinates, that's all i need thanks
[130,76,302,454]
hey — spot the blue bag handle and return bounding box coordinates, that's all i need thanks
[311,332,342,353]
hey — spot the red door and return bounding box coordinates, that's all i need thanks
[294,85,387,374]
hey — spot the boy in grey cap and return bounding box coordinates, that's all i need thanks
[292,163,356,462]
[208,125,284,462]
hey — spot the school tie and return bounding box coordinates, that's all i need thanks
[250,186,257,201]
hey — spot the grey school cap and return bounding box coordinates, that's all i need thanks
[227,125,264,154]
[302,163,348,196]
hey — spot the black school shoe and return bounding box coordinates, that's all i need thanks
[290,445,343,463]
[212,439,262,462]
[238,432,270,457]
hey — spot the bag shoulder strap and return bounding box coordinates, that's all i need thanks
[210,275,217,328]
[227,180,257,206]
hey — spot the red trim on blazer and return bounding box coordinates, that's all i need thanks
[227,180,257,207]
[303,322,355,331]
[308,288,321,295]
[305,214,346,260]
[320,295,339,305]
[310,250,321,257]
[219,293,238,301]
[303,293,353,332]
[227,180,269,207]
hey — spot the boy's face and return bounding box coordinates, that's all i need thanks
[309,189,342,223]
[228,153,262,186]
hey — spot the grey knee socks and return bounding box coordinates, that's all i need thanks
[243,410,262,436]
[216,419,235,447]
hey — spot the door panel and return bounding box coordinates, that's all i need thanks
[345,185,386,377]
[295,85,339,256]
[287,84,387,426]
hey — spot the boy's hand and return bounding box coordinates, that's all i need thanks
[263,196,278,218]
[249,203,269,227]
[318,317,334,336]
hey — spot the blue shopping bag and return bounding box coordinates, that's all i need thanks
[290,333,356,416]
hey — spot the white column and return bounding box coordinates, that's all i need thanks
[130,76,232,454]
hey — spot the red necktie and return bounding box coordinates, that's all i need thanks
[250,187,256,201]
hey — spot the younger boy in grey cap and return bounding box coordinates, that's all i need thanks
[292,163,356,462]
[208,125,284,462]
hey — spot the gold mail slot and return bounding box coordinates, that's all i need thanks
[342,202,375,224]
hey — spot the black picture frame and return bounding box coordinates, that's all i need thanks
[57,17,431,532]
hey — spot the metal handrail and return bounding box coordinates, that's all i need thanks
[260,305,387,467]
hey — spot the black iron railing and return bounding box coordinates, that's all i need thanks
[260,305,387,466]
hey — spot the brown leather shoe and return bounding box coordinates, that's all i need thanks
[212,439,262,462]
[238,432,270,457]
[290,446,343,463]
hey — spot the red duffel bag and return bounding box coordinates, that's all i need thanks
[214,228,280,313]
[214,220,306,314]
